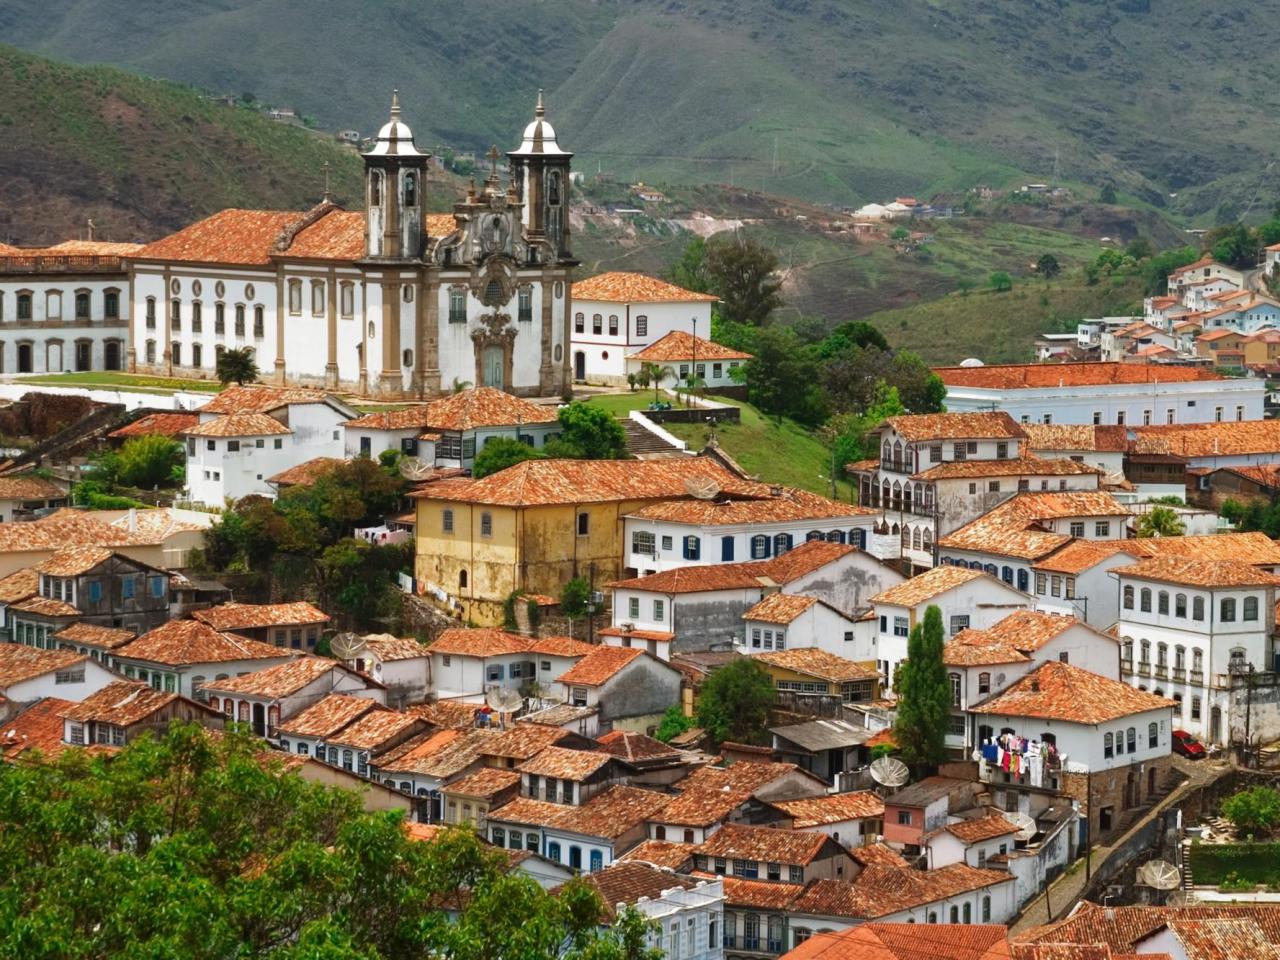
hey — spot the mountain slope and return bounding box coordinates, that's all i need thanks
[4,1,1280,214]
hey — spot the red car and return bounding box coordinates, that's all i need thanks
[1172,729,1206,759]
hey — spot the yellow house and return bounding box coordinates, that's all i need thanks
[411,456,756,625]
[751,647,881,703]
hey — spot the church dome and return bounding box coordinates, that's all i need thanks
[367,90,424,157]
[510,91,570,157]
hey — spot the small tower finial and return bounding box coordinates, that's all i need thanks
[322,161,332,202]
[390,89,401,121]
[535,88,545,118]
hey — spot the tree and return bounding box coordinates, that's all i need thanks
[817,320,888,359]
[472,437,546,478]
[560,576,590,636]
[0,723,655,960]
[894,604,950,765]
[654,706,695,743]
[988,271,1013,292]
[215,346,259,386]
[103,433,186,489]
[640,362,675,403]
[1036,254,1061,279]
[316,537,410,629]
[1222,786,1280,836]
[746,325,823,425]
[696,657,776,745]
[703,235,783,326]
[555,402,628,460]
[1099,183,1118,204]
[1136,506,1186,538]
[668,236,713,294]
[1141,245,1200,294]
[825,384,904,474]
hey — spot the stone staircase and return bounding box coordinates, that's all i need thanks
[1114,768,1184,836]
[620,417,685,459]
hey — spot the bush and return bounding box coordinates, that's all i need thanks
[1222,786,1280,835]
[1188,842,1280,887]
[655,706,695,743]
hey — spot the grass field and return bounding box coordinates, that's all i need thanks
[581,391,675,417]
[16,372,223,393]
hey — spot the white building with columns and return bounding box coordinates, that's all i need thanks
[127,93,575,399]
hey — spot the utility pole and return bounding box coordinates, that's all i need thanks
[1084,766,1093,881]
[1244,662,1256,768]
[690,316,698,409]
[587,561,596,644]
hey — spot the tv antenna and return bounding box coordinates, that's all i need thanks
[330,632,367,661]
[869,756,910,790]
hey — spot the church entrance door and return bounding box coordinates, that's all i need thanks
[574,351,585,381]
[482,345,505,389]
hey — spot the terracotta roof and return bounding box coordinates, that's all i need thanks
[610,540,855,593]
[109,412,200,440]
[935,362,1224,389]
[342,406,436,430]
[0,475,65,501]
[374,727,497,778]
[0,509,143,552]
[753,648,878,683]
[193,601,330,630]
[62,680,193,726]
[276,693,384,738]
[411,700,485,730]
[956,611,1095,655]
[627,330,751,363]
[35,545,114,577]
[1015,902,1280,953]
[1033,540,1145,574]
[200,656,355,699]
[769,791,884,827]
[197,384,335,416]
[1,697,77,761]
[913,457,1102,481]
[627,487,872,525]
[429,627,535,658]
[0,569,38,604]
[571,271,718,303]
[851,842,910,867]
[567,861,698,920]
[10,596,81,618]
[415,388,558,432]
[713,874,805,910]
[943,641,1029,667]
[487,795,570,829]
[481,724,575,761]
[1216,464,1280,489]
[743,593,818,624]
[182,412,292,437]
[362,635,427,661]
[1163,918,1279,960]
[131,208,302,265]
[51,622,136,650]
[115,620,290,666]
[553,784,670,840]
[943,814,1019,844]
[555,646,646,686]
[0,645,87,689]
[881,412,1026,442]
[937,492,1128,561]
[285,209,364,260]
[325,710,425,750]
[1112,556,1280,588]
[788,923,1011,960]
[443,767,521,798]
[1129,421,1280,459]
[871,565,991,606]
[972,661,1173,725]
[595,729,681,765]
[652,761,807,827]
[616,839,697,870]
[517,745,613,780]
[794,864,1011,920]
[597,626,675,643]
[267,457,347,487]
[530,635,597,657]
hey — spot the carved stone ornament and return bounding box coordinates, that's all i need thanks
[469,255,518,307]
[470,311,516,348]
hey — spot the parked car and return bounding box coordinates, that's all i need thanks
[1172,729,1206,759]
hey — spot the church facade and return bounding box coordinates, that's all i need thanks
[127,93,576,398]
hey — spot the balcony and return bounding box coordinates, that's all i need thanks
[1120,658,1134,674]
[1190,669,1204,685]
[0,254,127,274]
[1155,664,1168,680]
[879,459,910,474]
[1137,662,1152,678]
[1173,667,1186,682]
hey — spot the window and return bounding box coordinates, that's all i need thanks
[592,314,602,335]
[1193,596,1205,620]
[949,906,959,923]
[982,896,991,922]
[16,292,31,320]
[340,283,354,317]
[442,509,454,533]
[459,570,468,589]
[1244,596,1259,621]
[893,616,909,638]
[978,672,990,695]
[1140,588,1151,613]
[1221,598,1237,622]
[1191,696,1202,720]
[253,305,264,337]
[517,288,532,323]
[574,312,584,333]
[273,438,282,450]
[1175,593,1187,618]
[734,859,758,879]
[897,810,912,825]
[1148,722,1158,749]
[1173,693,1183,715]
[683,535,701,561]
[949,615,969,636]
[1122,585,1135,610]
[226,439,239,453]
[632,531,655,556]
[1051,575,1062,598]
[1117,411,1126,425]
[480,512,493,537]
[653,600,665,622]
[608,314,618,336]
[1104,732,1113,758]
[950,673,961,707]
[576,512,589,537]
[1127,727,1136,753]
[1095,521,1110,537]
[750,534,770,559]
[628,597,640,619]
[170,299,181,330]
[743,914,760,951]
[635,315,647,336]
[192,344,202,368]
[774,533,792,555]
[1158,591,1169,615]
[288,279,302,314]
[1069,521,1085,537]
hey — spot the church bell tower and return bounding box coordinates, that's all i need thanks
[507,91,574,263]
[364,91,430,260]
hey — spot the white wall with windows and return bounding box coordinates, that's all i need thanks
[741,602,863,659]
[184,430,296,506]
[571,298,713,384]
[0,274,128,373]
[623,518,873,576]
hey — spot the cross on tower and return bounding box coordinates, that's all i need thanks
[486,145,501,180]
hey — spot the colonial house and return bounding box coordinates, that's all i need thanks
[370,727,499,818]
[868,566,1032,692]
[517,746,620,805]
[751,648,879,705]
[691,824,858,884]
[411,456,762,624]
[0,507,206,579]
[607,540,903,656]
[193,601,331,651]
[935,362,1263,426]
[970,660,1176,841]
[0,569,37,641]
[477,723,597,771]
[200,655,386,740]
[0,475,68,522]
[922,812,1020,869]
[1113,556,1280,745]
[276,692,387,758]
[1020,424,1129,481]
[313,709,430,779]
[0,238,136,374]
[425,628,593,702]
[624,331,750,394]
[130,93,576,399]
[882,777,982,854]
[763,791,884,848]
[0,644,120,704]
[569,864,725,960]
[622,487,877,576]
[439,767,521,831]
[109,619,297,699]
[547,646,683,732]
[61,680,223,748]
[51,622,137,664]
[341,387,560,464]
[346,635,430,706]
[1130,419,1280,474]
[785,923,1008,960]
[741,595,864,659]
[1167,258,1243,298]
[569,272,718,385]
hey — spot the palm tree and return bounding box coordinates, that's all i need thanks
[641,362,674,403]
[1137,506,1186,538]
[452,377,473,394]
[215,347,258,386]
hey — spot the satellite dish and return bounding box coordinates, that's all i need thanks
[399,457,435,482]
[330,633,367,660]
[870,756,910,789]
[959,358,985,368]
[684,477,721,500]
[485,687,524,713]
[1137,859,1181,891]
[1003,811,1037,841]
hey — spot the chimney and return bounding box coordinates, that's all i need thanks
[127,507,137,532]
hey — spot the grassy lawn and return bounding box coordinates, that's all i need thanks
[1188,842,1280,887]
[582,391,666,417]
[15,372,223,393]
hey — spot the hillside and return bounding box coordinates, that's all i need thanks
[0,46,368,244]
[5,2,1280,215]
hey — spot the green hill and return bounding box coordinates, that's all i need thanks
[5,1,1280,215]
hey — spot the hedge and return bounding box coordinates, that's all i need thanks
[1188,842,1280,886]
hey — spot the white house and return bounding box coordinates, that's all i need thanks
[740,594,864,659]
[623,487,877,576]
[1112,556,1280,745]
[766,791,884,848]
[935,361,1264,426]
[547,646,683,732]
[370,727,499,819]
[624,331,751,393]
[0,644,120,704]
[1168,258,1244,298]
[1020,424,1128,482]
[568,272,718,384]
[0,239,136,373]
[348,634,430,707]
[276,692,388,759]
[868,566,1032,691]
[0,475,68,523]
[923,813,1020,869]
[425,628,593,702]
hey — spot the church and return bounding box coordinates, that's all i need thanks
[127,93,576,398]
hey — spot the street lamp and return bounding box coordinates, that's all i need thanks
[689,316,697,407]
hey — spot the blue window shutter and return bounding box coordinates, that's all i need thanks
[785,533,794,551]
[1017,569,1029,592]
[683,537,692,560]
[721,537,734,561]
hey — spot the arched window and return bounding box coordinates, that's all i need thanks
[984,563,998,577]
[589,850,603,872]
[654,825,666,840]
[1172,693,1183,715]
[892,440,903,464]
[1140,639,1151,665]
[977,672,991,695]
[922,527,933,550]
[1001,565,1013,584]
[982,896,991,922]
[806,530,824,542]
[16,292,32,320]
[1123,585,1134,609]
[1221,598,1237,622]
[1122,638,1133,664]
[963,903,972,923]
[949,906,959,923]
[1140,588,1152,612]
[927,912,937,924]
[1126,727,1136,753]
[145,340,156,363]
[881,440,891,462]
[683,828,694,843]
[1148,722,1158,748]
[912,527,922,550]
[1193,596,1205,620]
[1156,642,1167,667]
[75,290,90,319]
[1157,591,1169,615]
[751,534,770,559]
[773,533,791,556]
[404,171,417,207]
[1103,732,1114,758]
[949,673,961,707]
[1017,568,1029,592]
[370,170,383,206]
[1175,593,1187,618]
[547,841,561,862]
[1244,596,1259,621]
[547,170,561,205]
[254,304,264,337]
[825,530,846,543]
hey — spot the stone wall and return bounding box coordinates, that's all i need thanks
[1060,754,1177,843]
